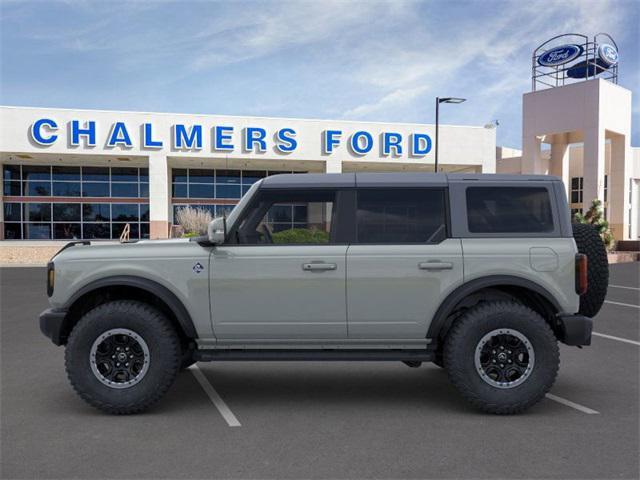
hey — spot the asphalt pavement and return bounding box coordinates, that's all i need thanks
[1,263,638,479]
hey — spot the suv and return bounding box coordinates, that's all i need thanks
[40,173,608,415]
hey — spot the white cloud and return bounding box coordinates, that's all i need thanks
[338,0,628,120]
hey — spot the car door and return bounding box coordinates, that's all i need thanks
[346,187,463,339]
[210,188,348,340]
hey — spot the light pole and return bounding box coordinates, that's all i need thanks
[435,97,466,172]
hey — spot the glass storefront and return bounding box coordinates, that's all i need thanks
[2,164,149,240]
[2,165,307,239]
[171,168,303,223]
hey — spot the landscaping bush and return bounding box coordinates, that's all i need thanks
[573,199,615,251]
[271,227,330,244]
[175,206,213,236]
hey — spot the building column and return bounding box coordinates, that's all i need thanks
[325,159,342,173]
[609,134,631,240]
[522,135,543,174]
[549,134,570,195]
[148,153,170,239]
[582,126,606,214]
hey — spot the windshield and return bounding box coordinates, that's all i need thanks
[223,180,262,230]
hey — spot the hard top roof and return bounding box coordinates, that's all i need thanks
[260,172,559,189]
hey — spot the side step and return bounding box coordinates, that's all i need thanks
[193,349,435,362]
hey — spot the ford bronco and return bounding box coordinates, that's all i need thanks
[40,173,608,414]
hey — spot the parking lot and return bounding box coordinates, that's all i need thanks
[1,263,638,479]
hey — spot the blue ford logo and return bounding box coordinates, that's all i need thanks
[538,44,583,67]
[598,44,618,66]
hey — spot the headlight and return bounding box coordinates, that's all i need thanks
[47,262,55,297]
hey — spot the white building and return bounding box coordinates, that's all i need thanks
[0,106,495,241]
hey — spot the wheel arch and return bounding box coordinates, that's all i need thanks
[59,276,197,345]
[427,275,562,343]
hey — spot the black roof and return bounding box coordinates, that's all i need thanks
[260,172,559,189]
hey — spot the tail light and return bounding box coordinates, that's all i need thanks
[575,254,588,295]
[47,262,55,297]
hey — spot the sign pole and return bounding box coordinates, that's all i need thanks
[435,97,439,173]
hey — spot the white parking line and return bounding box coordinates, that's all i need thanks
[189,365,241,427]
[593,332,640,346]
[604,300,640,309]
[609,284,640,291]
[545,393,600,414]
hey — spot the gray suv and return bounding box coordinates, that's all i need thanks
[40,173,608,414]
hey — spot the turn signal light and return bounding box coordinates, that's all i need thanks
[575,254,588,295]
[47,262,55,297]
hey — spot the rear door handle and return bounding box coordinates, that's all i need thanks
[418,261,453,271]
[302,262,337,272]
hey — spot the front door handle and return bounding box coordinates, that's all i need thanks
[302,262,337,272]
[418,261,453,271]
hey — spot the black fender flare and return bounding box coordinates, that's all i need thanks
[426,275,561,341]
[64,275,197,338]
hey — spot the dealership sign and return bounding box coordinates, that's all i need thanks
[537,44,583,67]
[598,43,618,66]
[29,118,433,157]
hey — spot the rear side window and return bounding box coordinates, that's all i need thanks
[356,188,446,243]
[466,187,554,233]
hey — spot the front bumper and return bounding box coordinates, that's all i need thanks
[557,314,592,346]
[39,308,68,346]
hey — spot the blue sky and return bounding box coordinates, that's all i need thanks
[1,0,638,148]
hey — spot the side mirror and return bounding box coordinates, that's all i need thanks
[208,216,226,245]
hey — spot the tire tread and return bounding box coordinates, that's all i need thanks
[444,301,559,415]
[65,300,180,415]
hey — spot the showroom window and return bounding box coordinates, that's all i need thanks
[3,201,149,240]
[2,164,149,240]
[170,168,305,224]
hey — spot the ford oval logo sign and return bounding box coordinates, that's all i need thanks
[598,44,618,66]
[538,44,583,67]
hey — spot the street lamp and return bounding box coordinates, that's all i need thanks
[435,97,466,172]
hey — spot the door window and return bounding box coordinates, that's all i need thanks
[356,188,447,243]
[236,190,335,245]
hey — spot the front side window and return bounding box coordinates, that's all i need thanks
[466,187,554,234]
[236,190,335,245]
[356,189,447,244]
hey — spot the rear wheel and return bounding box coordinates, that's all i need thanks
[444,301,559,414]
[572,223,609,317]
[65,300,181,414]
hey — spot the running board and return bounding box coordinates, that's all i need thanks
[193,349,435,362]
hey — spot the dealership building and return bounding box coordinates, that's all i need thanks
[0,106,495,241]
[0,34,638,244]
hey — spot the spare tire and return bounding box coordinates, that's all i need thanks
[572,223,609,317]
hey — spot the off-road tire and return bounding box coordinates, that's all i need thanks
[65,300,181,414]
[444,301,559,414]
[572,223,609,317]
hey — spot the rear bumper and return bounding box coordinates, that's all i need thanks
[39,308,68,346]
[557,314,592,346]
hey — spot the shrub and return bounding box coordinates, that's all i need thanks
[175,206,213,236]
[573,199,615,251]
[271,227,330,244]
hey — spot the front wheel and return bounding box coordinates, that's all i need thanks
[443,301,559,414]
[65,300,181,414]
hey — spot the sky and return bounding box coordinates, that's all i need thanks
[1,0,638,149]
